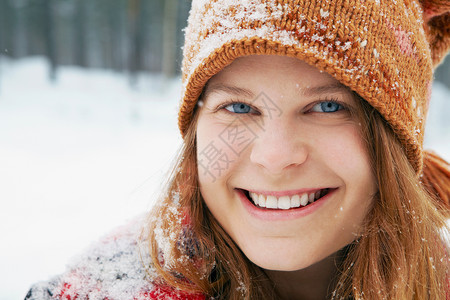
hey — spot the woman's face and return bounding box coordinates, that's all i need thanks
[196,55,377,271]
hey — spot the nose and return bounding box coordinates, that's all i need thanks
[249,119,308,175]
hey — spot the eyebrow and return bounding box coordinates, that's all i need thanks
[299,82,352,97]
[202,82,351,100]
[203,83,255,100]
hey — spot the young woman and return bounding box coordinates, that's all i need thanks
[27,0,450,299]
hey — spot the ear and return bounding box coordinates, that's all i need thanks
[419,0,450,66]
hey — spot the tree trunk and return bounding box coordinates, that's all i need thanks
[127,0,142,86]
[74,0,87,67]
[162,0,178,78]
[12,2,28,58]
[43,0,57,81]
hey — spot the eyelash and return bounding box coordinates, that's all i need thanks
[215,100,259,114]
[215,98,348,114]
[307,98,348,113]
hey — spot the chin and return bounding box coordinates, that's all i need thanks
[247,252,320,272]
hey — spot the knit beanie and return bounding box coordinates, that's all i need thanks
[178,0,450,206]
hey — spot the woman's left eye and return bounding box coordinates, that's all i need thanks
[224,102,256,114]
[310,101,344,113]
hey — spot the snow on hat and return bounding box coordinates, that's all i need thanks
[178,0,450,205]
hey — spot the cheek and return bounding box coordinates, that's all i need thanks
[314,124,372,178]
[327,126,376,224]
[196,115,258,183]
[312,124,376,219]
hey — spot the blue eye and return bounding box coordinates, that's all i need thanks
[310,101,343,113]
[225,102,253,114]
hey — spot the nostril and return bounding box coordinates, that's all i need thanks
[249,139,309,174]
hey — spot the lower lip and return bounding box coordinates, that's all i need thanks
[237,188,335,221]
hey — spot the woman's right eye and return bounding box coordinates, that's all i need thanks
[224,102,257,114]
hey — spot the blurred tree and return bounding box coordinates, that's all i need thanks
[74,0,87,67]
[176,0,191,72]
[103,0,126,71]
[435,56,450,88]
[0,1,12,55]
[0,0,11,93]
[127,0,145,85]
[147,0,164,72]
[0,0,192,76]
[162,0,178,78]
[42,0,57,81]
[12,0,28,58]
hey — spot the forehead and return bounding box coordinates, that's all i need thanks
[211,55,335,79]
[203,55,352,100]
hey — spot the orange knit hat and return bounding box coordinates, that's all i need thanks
[178,0,450,205]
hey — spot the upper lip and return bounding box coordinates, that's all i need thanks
[238,187,333,197]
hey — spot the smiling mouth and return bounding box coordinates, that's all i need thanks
[239,188,333,210]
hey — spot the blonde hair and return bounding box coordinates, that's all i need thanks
[147,96,449,299]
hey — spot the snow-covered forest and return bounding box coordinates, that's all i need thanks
[0,1,449,299]
[0,0,190,79]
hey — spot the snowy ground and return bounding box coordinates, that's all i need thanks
[0,57,449,299]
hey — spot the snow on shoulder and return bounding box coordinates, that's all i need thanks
[24,214,205,300]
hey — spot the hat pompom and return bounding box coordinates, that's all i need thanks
[420,0,450,66]
[421,0,450,20]
[422,151,450,209]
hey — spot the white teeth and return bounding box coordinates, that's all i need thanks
[278,196,291,209]
[290,195,301,208]
[250,192,257,204]
[247,189,327,210]
[300,193,309,206]
[258,194,266,207]
[266,195,278,208]
[315,191,321,200]
[250,192,266,207]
